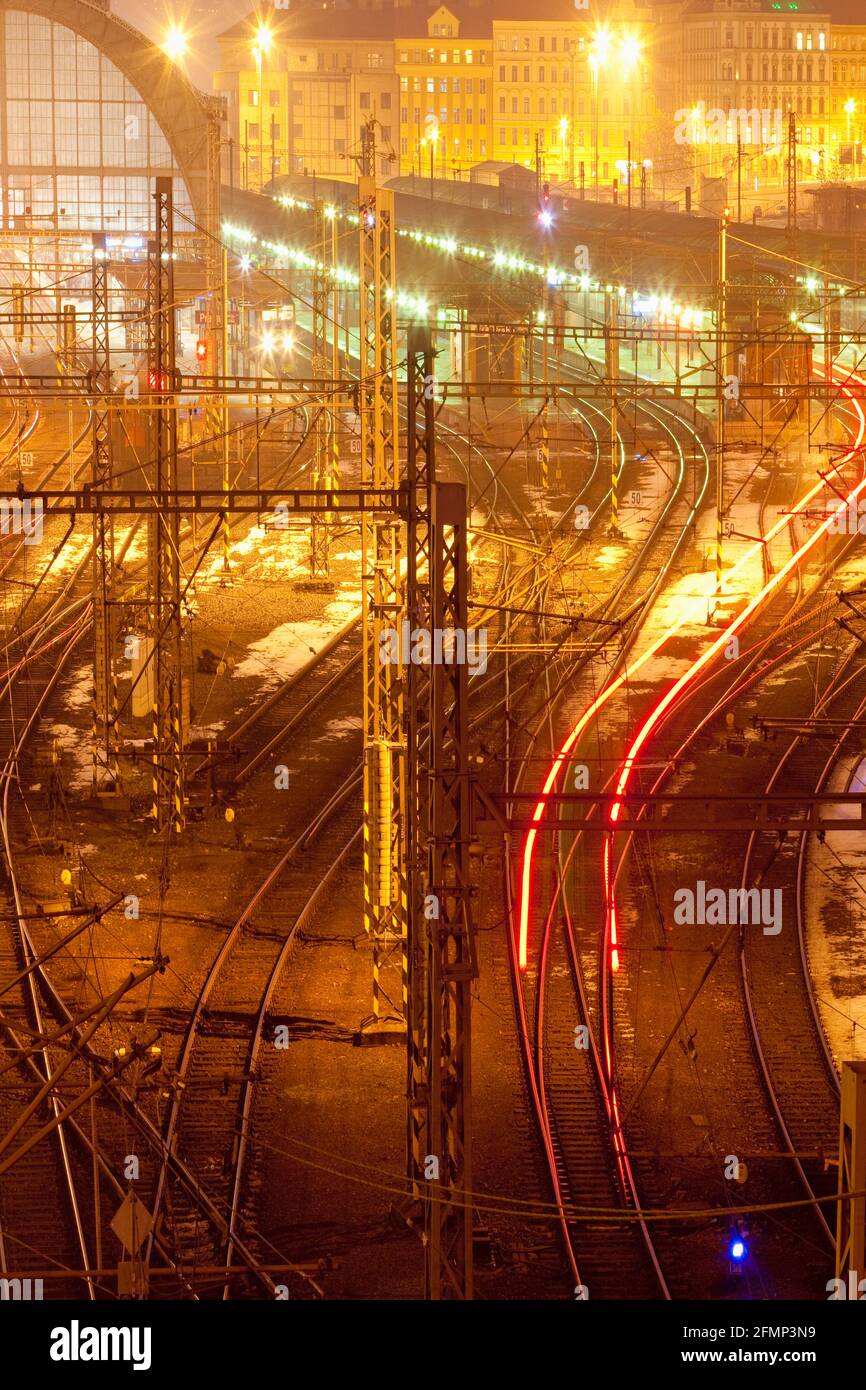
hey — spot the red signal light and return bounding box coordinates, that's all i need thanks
[195,339,208,363]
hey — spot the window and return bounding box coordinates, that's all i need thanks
[381,93,391,109]
[439,78,447,93]
[427,78,434,92]
[539,37,545,53]
[523,65,530,81]
[465,50,473,64]
[360,91,370,109]
[466,79,473,93]
[368,51,383,68]
[248,90,259,107]
[511,97,517,113]
[400,76,408,91]
[539,97,545,113]
[499,95,505,113]
[248,123,260,140]
[551,37,557,52]
[401,106,408,122]
[539,65,545,81]
[334,105,345,119]
[796,31,803,50]
[523,96,529,113]
[453,78,460,92]
[511,65,517,80]
[453,50,460,64]
[500,127,506,143]
[401,136,407,154]
[479,79,486,93]
[399,51,408,63]
[269,90,280,107]
[292,90,302,105]
[499,65,505,80]
[382,125,391,140]
[480,108,486,123]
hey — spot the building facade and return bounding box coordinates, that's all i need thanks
[0,0,217,233]
[830,19,866,176]
[215,0,866,198]
[216,1,653,192]
[396,7,493,178]
[647,0,866,202]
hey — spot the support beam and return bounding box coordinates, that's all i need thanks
[836,1061,866,1285]
[90,233,117,790]
[148,179,184,834]
[406,323,434,1226]
[310,203,332,578]
[359,177,406,1029]
[427,478,474,1299]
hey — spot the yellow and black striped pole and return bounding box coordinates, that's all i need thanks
[151,702,160,825]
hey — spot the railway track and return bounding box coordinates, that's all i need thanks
[500,377,715,1297]
[581,364,866,1295]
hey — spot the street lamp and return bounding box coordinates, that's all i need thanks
[162,25,188,62]
[251,25,272,194]
[619,34,642,185]
[589,27,611,199]
[421,123,439,199]
[559,115,571,183]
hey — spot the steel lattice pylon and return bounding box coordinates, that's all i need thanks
[91,233,117,789]
[148,179,184,833]
[405,327,474,1298]
[836,1061,866,1285]
[426,477,474,1299]
[359,177,406,1027]
[406,326,435,1207]
[310,202,331,578]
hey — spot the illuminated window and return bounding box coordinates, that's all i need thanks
[1,12,191,231]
